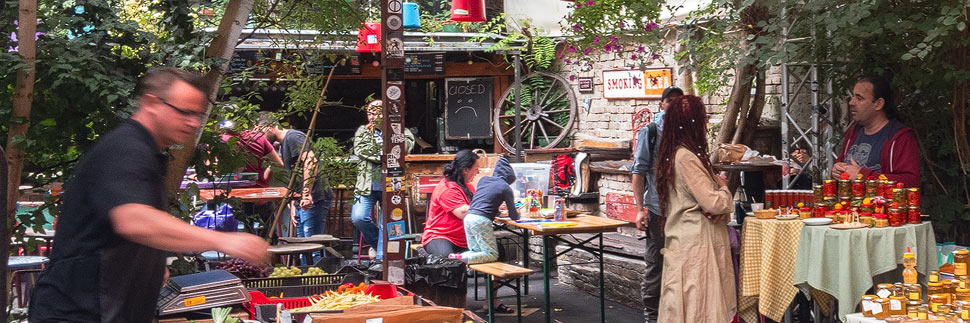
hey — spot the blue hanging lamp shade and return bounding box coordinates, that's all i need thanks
[403,2,421,29]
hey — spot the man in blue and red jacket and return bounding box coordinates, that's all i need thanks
[830,76,920,187]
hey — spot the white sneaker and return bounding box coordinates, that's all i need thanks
[368,247,376,259]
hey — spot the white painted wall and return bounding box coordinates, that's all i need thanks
[504,0,572,37]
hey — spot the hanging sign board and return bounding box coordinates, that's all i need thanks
[602,68,673,99]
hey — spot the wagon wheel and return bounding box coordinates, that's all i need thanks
[493,71,577,155]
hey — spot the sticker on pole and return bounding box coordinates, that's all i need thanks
[391,194,402,205]
[386,0,402,13]
[391,207,404,220]
[386,16,402,30]
[386,85,402,100]
[386,38,404,58]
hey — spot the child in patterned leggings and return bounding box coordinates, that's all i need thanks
[450,157,520,264]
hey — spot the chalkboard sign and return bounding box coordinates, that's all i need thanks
[404,52,445,75]
[229,50,261,74]
[445,78,493,139]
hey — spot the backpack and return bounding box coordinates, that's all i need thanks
[552,154,576,196]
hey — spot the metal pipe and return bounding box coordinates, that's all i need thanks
[514,54,523,161]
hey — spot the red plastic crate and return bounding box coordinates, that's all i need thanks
[245,290,310,319]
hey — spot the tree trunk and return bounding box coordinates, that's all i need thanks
[6,0,37,219]
[0,146,8,323]
[717,63,755,145]
[164,0,256,192]
[734,68,766,145]
[3,0,37,318]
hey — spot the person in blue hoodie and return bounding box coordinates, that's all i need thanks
[452,156,520,264]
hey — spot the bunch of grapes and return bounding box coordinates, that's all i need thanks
[217,259,270,279]
[302,267,327,276]
[269,266,303,278]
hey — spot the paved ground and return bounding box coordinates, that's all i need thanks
[464,272,643,323]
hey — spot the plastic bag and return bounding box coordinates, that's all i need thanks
[192,203,239,232]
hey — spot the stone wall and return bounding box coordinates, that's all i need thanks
[556,244,645,310]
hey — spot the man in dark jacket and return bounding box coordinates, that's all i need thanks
[631,86,681,323]
[830,76,920,187]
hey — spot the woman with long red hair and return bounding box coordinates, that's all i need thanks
[654,95,736,322]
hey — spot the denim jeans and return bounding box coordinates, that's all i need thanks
[351,190,383,259]
[294,197,331,265]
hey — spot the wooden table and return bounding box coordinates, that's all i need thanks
[198,187,293,204]
[267,243,324,266]
[494,215,632,323]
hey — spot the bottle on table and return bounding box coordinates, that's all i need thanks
[902,247,918,285]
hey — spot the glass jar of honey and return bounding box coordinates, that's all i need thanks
[936,304,951,316]
[888,208,905,227]
[955,249,970,277]
[876,284,895,298]
[907,283,923,301]
[907,300,921,318]
[861,295,876,317]
[892,188,908,207]
[888,295,908,316]
[944,280,955,301]
[907,206,921,224]
[872,298,891,319]
[852,179,866,197]
[918,305,929,319]
[930,270,941,283]
[907,188,920,207]
[958,301,970,321]
[956,286,970,302]
[929,293,948,312]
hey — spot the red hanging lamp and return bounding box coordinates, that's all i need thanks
[450,0,486,22]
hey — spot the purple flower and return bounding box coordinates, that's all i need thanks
[587,1,594,6]
[565,58,572,64]
[604,44,612,51]
[572,24,581,32]
[614,45,622,52]
[575,3,582,8]
[631,54,638,60]
[619,22,625,28]
[583,48,593,55]
[593,36,600,44]
[645,22,659,32]
[652,54,661,59]
[570,75,576,81]
[568,46,576,53]
[637,46,645,53]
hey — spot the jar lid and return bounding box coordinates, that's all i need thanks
[955,249,969,255]
[929,281,943,287]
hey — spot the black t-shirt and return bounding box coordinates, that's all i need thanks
[280,130,332,202]
[30,119,168,323]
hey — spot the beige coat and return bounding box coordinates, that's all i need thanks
[658,147,737,323]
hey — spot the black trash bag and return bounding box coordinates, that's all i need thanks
[404,255,467,289]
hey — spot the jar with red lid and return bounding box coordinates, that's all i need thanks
[907,188,920,207]
[814,204,828,218]
[823,180,837,197]
[852,180,866,197]
[888,208,905,227]
[907,206,921,224]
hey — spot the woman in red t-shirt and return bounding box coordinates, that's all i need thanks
[422,150,481,255]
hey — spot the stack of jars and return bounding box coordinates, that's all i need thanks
[815,173,922,226]
[862,273,970,320]
[764,189,813,210]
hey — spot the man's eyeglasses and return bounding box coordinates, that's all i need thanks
[150,95,207,121]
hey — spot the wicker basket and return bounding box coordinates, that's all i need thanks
[754,209,777,219]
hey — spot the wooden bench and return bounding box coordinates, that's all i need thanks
[468,262,535,323]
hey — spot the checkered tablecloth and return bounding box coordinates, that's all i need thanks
[738,217,804,323]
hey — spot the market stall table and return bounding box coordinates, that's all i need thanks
[267,243,324,266]
[494,215,631,323]
[198,187,293,204]
[739,217,805,323]
[793,222,938,321]
[845,313,891,323]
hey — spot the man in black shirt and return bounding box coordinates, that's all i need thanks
[30,67,269,323]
